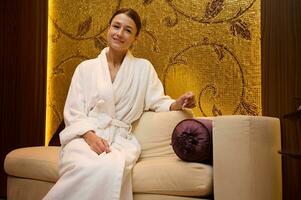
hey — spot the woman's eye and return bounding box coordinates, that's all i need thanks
[113,25,119,29]
[126,29,132,33]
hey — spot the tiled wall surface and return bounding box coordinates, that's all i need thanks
[47,0,261,142]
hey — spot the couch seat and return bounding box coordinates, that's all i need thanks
[133,156,212,197]
[4,146,60,182]
[5,146,213,197]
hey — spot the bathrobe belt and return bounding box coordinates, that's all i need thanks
[88,111,133,143]
[110,118,133,140]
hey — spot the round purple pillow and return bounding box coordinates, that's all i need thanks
[171,118,213,163]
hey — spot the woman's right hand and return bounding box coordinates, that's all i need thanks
[82,130,111,154]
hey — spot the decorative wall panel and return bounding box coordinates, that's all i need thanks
[47,0,261,143]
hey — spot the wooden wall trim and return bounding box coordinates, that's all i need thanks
[262,0,301,117]
[262,1,301,199]
[0,0,48,197]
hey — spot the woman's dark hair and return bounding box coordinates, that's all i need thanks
[109,8,142,36]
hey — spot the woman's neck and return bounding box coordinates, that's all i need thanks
[106,48,127,68]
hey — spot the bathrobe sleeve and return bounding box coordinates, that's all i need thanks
[144,63,175,112]
[59,64,98,147]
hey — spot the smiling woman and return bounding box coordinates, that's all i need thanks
[43,8,195,200]
[107,9,140,53]
[106,10,140,82]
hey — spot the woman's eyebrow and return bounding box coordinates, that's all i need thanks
[125,25,133,30]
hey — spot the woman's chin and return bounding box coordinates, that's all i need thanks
[109,44,129,52]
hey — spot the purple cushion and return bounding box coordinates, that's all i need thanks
[171,118,213,163]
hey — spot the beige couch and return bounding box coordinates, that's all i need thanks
[4,111,282,200]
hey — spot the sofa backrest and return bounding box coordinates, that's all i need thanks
[132,110,193,159]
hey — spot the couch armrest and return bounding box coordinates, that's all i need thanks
[212,115,282,200]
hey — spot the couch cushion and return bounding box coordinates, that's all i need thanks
[133,110,193,159]
[4,146,60,182]
[133,156,213,197]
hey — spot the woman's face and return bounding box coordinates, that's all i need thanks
[107,13,138,53]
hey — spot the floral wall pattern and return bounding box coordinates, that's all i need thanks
[46,0,261,143]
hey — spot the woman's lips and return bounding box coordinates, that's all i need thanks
[113,37,124,43]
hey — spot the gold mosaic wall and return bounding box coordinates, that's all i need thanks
[46,0,261,144]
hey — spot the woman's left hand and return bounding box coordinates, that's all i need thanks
[170,91,196,110]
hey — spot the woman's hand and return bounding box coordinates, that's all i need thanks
[170,91,196,111]
[82,130,111,154]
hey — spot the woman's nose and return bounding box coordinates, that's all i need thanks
[116,29,123,37]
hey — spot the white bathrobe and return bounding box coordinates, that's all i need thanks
[43,47,175,200]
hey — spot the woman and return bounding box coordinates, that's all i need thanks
[44,8,195,200]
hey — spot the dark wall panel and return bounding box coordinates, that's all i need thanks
[0,0,48,197]
[262,0,301,199]
[262,0,301,116]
